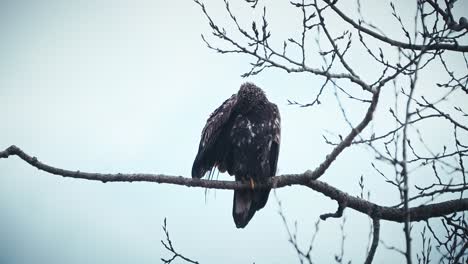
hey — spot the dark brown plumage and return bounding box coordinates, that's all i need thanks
[192,82,281,228]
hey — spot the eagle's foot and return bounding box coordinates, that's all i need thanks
[249,178,255,190]
[239,177,255,190]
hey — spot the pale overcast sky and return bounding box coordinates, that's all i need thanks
[1,0,467,263]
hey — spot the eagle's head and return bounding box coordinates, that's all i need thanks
[236,82,267,114]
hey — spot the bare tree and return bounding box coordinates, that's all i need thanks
[1,0,467,263]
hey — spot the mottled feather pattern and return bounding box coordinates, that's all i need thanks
[200,94,237,148]
[272,104,281,147]
[192,82,281,228]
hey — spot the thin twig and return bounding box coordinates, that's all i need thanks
[161,218,199,264]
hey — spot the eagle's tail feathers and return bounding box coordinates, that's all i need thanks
[233,190,254,228]
[232,189,271,228]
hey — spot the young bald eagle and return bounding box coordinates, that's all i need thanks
[192,82,281,228]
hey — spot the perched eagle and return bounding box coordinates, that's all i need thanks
[192,82,281,228]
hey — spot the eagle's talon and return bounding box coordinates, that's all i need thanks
[250,178,255,190]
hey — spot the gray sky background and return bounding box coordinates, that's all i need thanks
[1,0,467,263]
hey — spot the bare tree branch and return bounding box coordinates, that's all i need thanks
[324,0,468,52]
[364,218,380,264]
[161,218,199,264]
[400,52,422,264]
[277,193,318,264]
[320,200,346,220]
[1,145,467,224]
[310,87,381,178]
[425,0,468,31]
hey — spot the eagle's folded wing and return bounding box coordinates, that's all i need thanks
[192,94,237,178]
